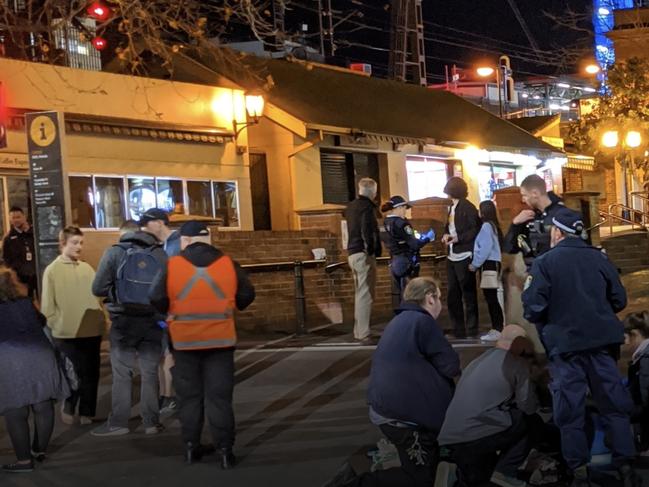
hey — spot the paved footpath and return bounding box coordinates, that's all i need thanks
[1,326,648,486]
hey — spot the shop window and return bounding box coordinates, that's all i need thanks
[156,179,183,214]
[478,164,516,201]
[406,157,449,201]
[128,177,156,221]
[95,177,125,228]
[187,181,213,218]
[213,181,239,227]
[69,176,94,228]
[6,177,31,222]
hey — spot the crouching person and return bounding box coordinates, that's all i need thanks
[325,277,461,487]
[149,221,255,468]
[437,325,538,487]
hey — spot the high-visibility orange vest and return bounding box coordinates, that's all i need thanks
[167,255,237,350]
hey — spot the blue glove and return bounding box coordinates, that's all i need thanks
[420,229,435,242]
[157,320,168,329]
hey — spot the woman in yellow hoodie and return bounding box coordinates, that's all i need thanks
[41,226,106,426]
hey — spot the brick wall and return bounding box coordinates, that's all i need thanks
[563,168,583,192]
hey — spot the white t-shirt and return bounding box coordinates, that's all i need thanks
[448,200,473,262]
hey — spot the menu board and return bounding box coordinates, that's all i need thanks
[26,112,66,289]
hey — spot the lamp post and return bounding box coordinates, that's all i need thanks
[476,55,510,118]
[601,129,643,211]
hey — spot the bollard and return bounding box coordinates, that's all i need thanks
[294,261,307,335]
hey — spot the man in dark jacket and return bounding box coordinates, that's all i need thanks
[442,177,481,338]
[90,229,168,437]
[149,221,255,468]
[523,207,639,487]
[345,178,382,342]
[503,174,564,268]
[324,277,460,487]
[2,207,36,297]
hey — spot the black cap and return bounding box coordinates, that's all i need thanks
[180,220,210,237]
[388,195,411,209]
[552,208,584,235]
[139,208,169,226]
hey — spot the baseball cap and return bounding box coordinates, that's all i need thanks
[180,221,210,237]
[139,208,169,226]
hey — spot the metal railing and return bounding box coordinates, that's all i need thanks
[599,204,648,234]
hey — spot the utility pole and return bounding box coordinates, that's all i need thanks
[317,0,325,56]
[388,0,427,86]
[273,0,286,49]
[321,0,335,57]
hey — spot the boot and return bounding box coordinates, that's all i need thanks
[184,442,215,465]
[219,448,236,470]
[571,465,591,487]
[619,464,642,487]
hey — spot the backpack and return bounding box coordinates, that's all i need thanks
[114,243,163,308]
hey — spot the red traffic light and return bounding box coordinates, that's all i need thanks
[91,36,107,50]
[87,2,111,21]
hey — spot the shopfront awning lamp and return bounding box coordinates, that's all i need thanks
[626,131,642,149]
[602,130,619,148]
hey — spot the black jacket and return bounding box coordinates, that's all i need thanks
[149,242,255,315]
[503,192,564,261]
[345,196,382,257]
[444,199,480,255]
[92,231,168,317]
[382,216,426,257]
[2,226,36,280]
[523,238,626,357]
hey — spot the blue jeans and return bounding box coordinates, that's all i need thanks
[108,315,162,428]
[548,349,635,470]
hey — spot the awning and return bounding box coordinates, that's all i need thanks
[566,154,596,171]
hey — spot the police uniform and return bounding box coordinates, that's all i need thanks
[381,196,433,310]
[522,208,639,485]
[149,221,255,468]
[503,191,564,267]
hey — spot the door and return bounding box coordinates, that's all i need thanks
[250,153,271,230]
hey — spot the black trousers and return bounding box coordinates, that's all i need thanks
[172,348,235,449]
[448,411,531,486]
[349,425,438,487]
[3,400,54,461]
[481,261,504,332]
[446,258,479,337]
[55,336,102,417]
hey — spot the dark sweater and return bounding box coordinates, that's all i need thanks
[367,303,461,432]
[345,196,382,257]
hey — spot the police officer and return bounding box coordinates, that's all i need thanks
[2,206,37,297]
[380,196,434,311]
[503,174,564,267]
[522,208,640,487]
[149,221,255,468]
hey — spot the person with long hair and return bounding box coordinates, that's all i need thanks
[41,227,106,426]
[469,200,505,342]
[0,266,69,472]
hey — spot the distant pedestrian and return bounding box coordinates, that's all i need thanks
[91,225,167,436]
[469,200,505,342]
[2,206,37,298]
[150,221,255,468]
[624,311,649,454]
[442,177,480,339]
[523,208,640,487]
[345,178,382,342]
[381,195,435,312]
[139,208,181,414]
[41,227,106,426]
[324,277,460,487]
[0,266,69,473]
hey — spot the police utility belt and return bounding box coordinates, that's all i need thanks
[517,220,551,257]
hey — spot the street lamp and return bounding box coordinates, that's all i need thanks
[585,64,601,75]
[601,129,644,209]
[233,92,265,139]
[476,57,510,118]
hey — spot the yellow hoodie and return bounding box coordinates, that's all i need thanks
[41,256,106,339]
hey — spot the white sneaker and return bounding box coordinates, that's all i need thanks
[144,424,165,435]
[434,461,457,487]
[480,329,502,342]
[79,416,93,426]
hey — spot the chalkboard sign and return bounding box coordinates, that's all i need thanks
[26,111,66,291]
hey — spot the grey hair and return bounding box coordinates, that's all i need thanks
[358,178,377,198]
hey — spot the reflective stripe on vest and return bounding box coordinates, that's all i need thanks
[167,254,237,351]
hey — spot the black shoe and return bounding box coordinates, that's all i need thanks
[184,442,215,465]
[2,461,34,473]
[322,462,357,487]
[619,464,642,487]
[571,466,591,487]
[219,448,236,470]
[30,451,46,462]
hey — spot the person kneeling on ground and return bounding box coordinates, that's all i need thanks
[625,311,649,455]
[324,277,461,487]
[437,325,538,487]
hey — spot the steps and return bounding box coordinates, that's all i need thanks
[602,232,649,274]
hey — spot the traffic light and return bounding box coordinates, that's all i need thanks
[87,2,111,22]
[0,82,6,149]
[91,36,108,50]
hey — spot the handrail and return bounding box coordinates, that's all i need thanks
[325,253,445,274]
[600,206,646,235]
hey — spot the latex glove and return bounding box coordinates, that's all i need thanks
[423,229,435,242]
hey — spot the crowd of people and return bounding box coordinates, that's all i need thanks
[333,175,646,487]
[0,209,255,473]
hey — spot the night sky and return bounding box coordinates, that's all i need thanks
[243,0,595,83]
